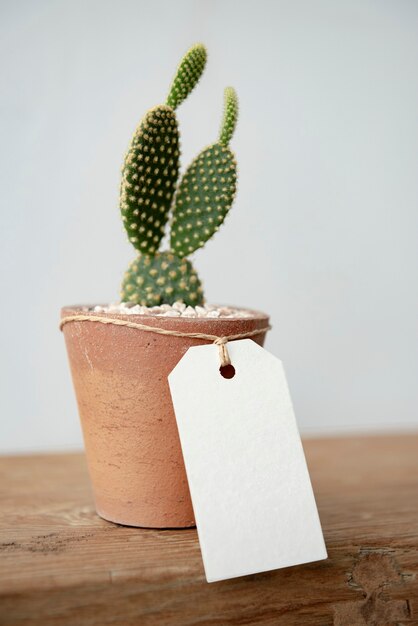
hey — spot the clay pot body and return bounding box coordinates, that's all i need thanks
[61,305,269,528]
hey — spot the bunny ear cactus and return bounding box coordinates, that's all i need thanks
[120,106,179,255]
[166,44,207,110]
[121,251,203,307]
[120,45,238,306]
[120,44,206,255]
[170,87,238,257]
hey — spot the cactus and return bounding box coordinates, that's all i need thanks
[122,252,203,306]
[166,43,207,110]
[120,106,179,255]
[170,88,237,257]
[120,44,238,306]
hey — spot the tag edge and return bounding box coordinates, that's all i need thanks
[205,548,329,583]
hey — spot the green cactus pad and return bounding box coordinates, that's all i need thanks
[121,251,204,306]
[219,87,239,146]
[166,43,207,110]
[120,105,180,255]
[170,143,237,257]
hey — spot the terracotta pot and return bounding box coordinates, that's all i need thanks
[61,305,270,528]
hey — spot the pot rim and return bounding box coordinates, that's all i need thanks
[61,304,269,324]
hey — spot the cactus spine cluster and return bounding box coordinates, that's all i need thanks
[120,44,238,306]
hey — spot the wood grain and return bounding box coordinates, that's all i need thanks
[0,435,417,625]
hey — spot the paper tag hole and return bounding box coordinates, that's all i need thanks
[219,364,236,379]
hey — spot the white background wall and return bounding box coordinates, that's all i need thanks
[1,0,417,453]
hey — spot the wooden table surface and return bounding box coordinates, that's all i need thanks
[0,435,417,625]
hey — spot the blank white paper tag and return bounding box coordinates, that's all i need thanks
[169,339,327,582]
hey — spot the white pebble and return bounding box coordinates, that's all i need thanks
[162,310,181,317]
[206,310,220,318]
[182,306,197,317]
[195,306,207,317]
[172,301,186,312]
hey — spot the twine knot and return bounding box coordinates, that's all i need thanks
[214,336,231,367]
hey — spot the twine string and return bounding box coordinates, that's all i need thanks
[213,337,231,367]
[60,314,271,368]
